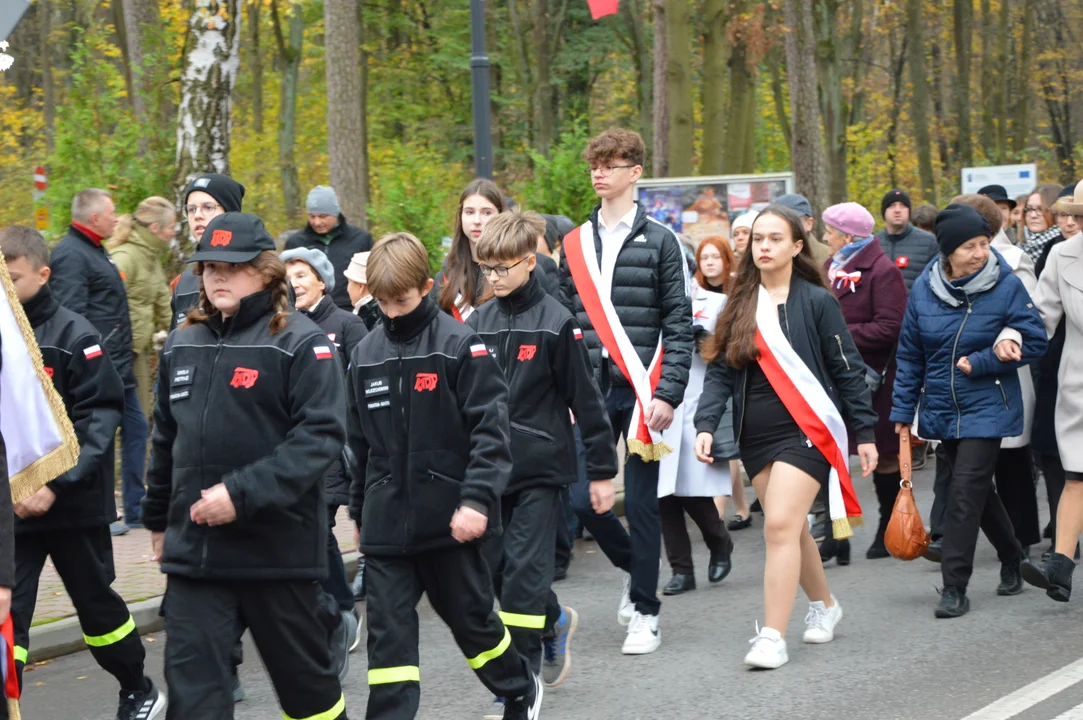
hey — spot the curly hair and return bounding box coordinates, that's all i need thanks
[183,251,291,335]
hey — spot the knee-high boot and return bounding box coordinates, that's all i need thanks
[868,471,902,559]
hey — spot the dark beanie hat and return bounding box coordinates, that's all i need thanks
[935,204,991,257]
[881,188,912,218]
[185,173,246,213]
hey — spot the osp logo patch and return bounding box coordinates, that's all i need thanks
[517,344,537,361]
[210,229,233,247]
[230,367,259,389]
[414,373,438,391]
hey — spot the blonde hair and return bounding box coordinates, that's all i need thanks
[107,196,175,249]
[476,208,544,263]
[184,251,291,335]
[367,233,431,299]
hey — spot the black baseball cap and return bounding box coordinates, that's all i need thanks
[187,212,275,264]
[977,184,1016,209]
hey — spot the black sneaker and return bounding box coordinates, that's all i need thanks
[934,586,970,619]
[116,678,166,720]
[997,561,1024,596]
[504,673,543,719]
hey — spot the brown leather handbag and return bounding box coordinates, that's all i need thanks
[884,426,931,561]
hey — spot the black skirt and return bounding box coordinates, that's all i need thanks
[738,361,831,486]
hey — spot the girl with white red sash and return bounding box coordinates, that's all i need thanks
[436,179,507,322]
[694,205,879,670]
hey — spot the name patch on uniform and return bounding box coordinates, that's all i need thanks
[414,372,438,391]
[170,390,190,402]
[172,366,195,387]
[365,377,390,397]
[367,398,391,410]
[83,344,102,360]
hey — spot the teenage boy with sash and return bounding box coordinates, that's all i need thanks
[558,128,693,655]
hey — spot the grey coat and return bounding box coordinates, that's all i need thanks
[875,224,940,292]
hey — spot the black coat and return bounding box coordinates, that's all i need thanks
[345,296,512,555]
[694,276,879,447]
[49,226,136,388]
[468,272,617,492]
[285,215,374,311]
[300,296,368,506]
[355,298,381,331]
[170,268,201,332]
[558,203,693,407]
[20,287,125,533]
[143,290,347,580]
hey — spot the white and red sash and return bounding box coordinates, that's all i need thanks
[754,286,863,538]
[563,223,671,461]
[450,293,474,323]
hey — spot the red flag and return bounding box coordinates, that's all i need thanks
[2,614,21,718]
[587,0,619,19]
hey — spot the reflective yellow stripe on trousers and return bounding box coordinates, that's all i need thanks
[498,611,546,629]
[13,646,26,664]
[368,666,420,685]
[84,615,136,647]
[282,692,346,720]
[466,627,512,670]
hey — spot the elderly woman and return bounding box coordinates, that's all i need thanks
[1024,181,1083,602]
[892,204,1047,619]
[820,202,907,561]
[1021,184,1065,266]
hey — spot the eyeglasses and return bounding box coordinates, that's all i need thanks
[1024,206,1045,215]
[478,257,529,278]
[589,165,636,177]
[184,202,223,218]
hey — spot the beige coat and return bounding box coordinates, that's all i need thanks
[992,230,1037,448]
[1034,230,1083,472]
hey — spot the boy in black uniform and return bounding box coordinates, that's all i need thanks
[468,210,617,701]
[0,227,165,720]
[344,232,542,720]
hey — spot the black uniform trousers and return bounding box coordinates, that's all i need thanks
[163,575,346,720]
[12,526,145,691]
[365,543,533,720]
[939,439,1022,589]
[323,505,355,613]
[659,496,732,576]
[482,486,564,674]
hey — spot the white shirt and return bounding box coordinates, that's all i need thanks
[597,202,639,301]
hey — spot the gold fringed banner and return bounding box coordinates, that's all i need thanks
[626,439,673,463]
[832,515,864,541]
[8,697,19,720]
[0,254,80,503]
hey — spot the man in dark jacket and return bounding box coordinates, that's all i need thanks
[49,188,148,536]
[875,188,940,292]
[286,186,374,311]
[0,227,165,720]
[558,128,693,655]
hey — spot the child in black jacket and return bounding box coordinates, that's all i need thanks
[468,210,617,695]
[345,232,542,720]
[0,227,165,720]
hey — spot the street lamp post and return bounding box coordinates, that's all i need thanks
[469,0,494,179]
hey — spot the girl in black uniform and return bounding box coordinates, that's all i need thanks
[694,206,878,671]
[143,212,349,720]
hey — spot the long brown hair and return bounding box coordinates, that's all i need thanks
[694,236,735,293]
[184,251,291,335]
[701,205,828,368]
[438,179,506,313]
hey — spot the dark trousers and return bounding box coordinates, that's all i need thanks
[365,544,532,719]
[12,526,145,691]
[163,575,345,720]
[939,439,1022,589]
[659,496,731,575]
[1037,451,1066,538]
[120,385,149,523]
[553,488,573,575]
[570,386,662,616]
[482,486,563,674]
[323,505,355,613]
[930,443,952,539]
[994,446,1042,547]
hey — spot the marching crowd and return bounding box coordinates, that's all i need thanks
[1,124,1083,720]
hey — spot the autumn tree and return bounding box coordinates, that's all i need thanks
[784,0,828,219]
[324,0,368,224]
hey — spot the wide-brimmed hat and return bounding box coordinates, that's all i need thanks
[977,184,1016,209]
[1058,181,1083,216]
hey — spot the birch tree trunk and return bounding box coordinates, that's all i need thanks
[324,0,368,224]
[783,0,828,221]
[175,0,242,193]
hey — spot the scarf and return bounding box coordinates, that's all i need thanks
[827,237,874,290]
[70,222,104,247]
[1020,226,1061,263]
[928,251,1001,307]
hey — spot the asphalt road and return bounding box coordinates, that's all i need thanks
[20,460,1083,720]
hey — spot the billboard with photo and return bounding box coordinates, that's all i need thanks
[635,173,794,244]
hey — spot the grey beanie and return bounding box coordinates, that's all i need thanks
[306,185,341,217]
[280,247,336,294]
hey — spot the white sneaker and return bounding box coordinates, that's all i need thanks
[620,611,661,655]
[744,625,788,669]
[803,595,843,644]
[617,572,634,626]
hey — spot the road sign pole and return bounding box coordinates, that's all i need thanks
[468,0,493,180]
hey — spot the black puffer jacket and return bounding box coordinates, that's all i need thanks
[285,215,374,311]
[558,203,693,407]
[19,286,125,533]
[143,290,346,580]
[695,276,878,447]
[49,225,136,388]
[874,224,940,292]
[345,296,512,555]
[300,295,367,506]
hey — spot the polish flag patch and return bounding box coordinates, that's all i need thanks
[573,328,583,340]
[313,346,334,360]
[83,344,102,359]
[470,343,488,357]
